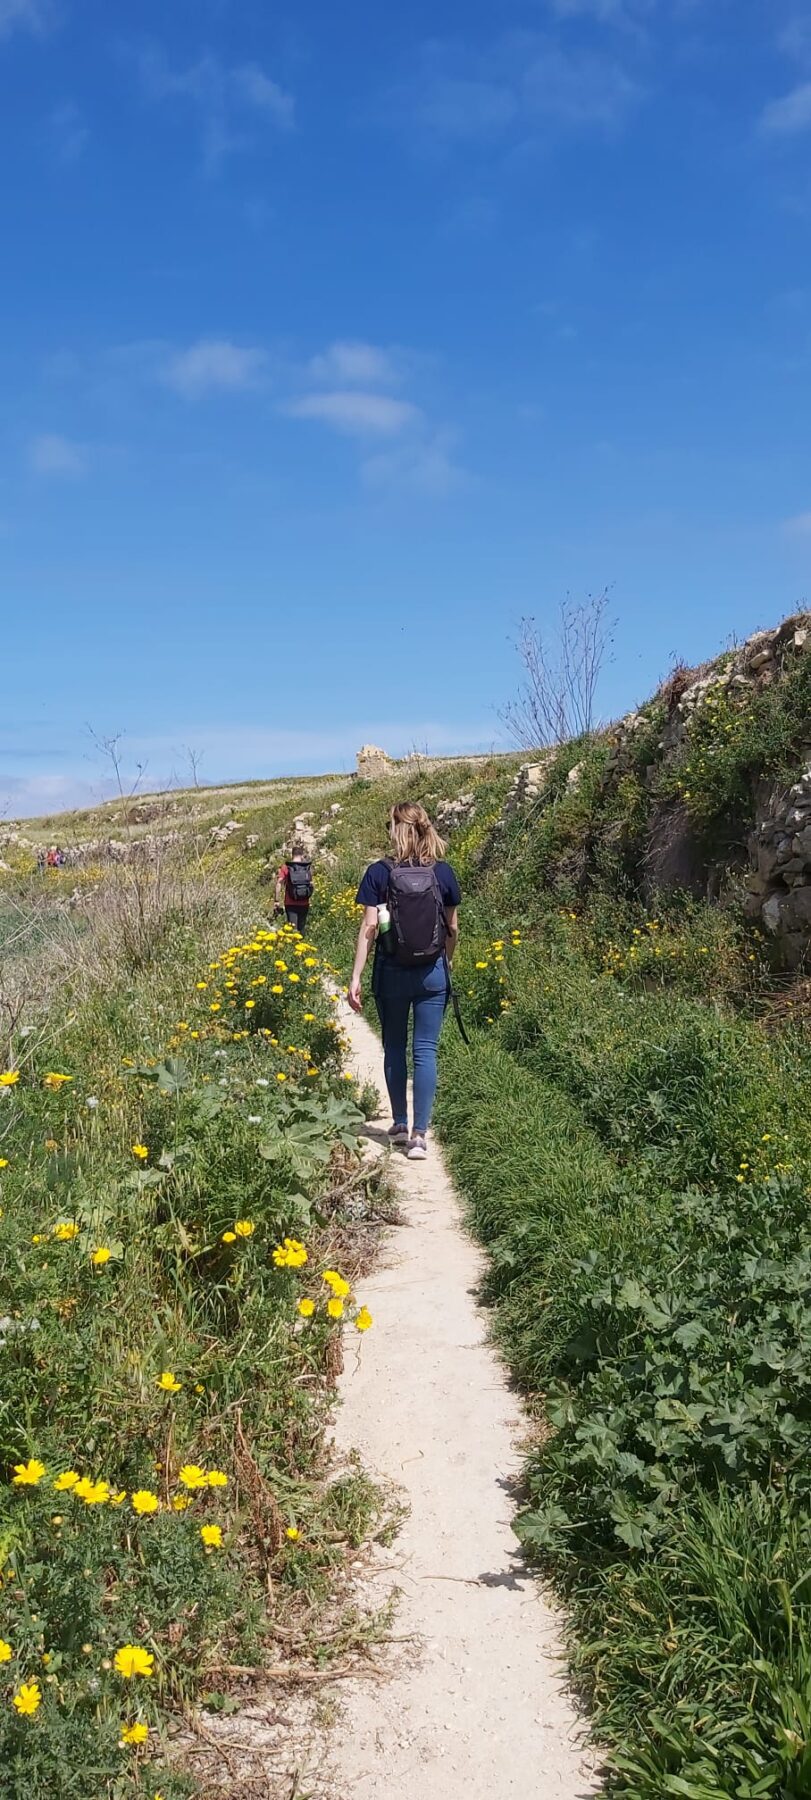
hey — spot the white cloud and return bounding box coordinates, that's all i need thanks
[761,80,811,136]
[546,0,656,22]
[0,0,49,39]
[285,390,421,436]
[361,430,467,498]
[28,433,86,477]
[782,509,811,535]
[778,18,811,63]
[163,338,267,398]
[230,62,294,126]
[50,101,89,163]
[135,45,294,170]
[400,33,644,144]
[308,340,403,388]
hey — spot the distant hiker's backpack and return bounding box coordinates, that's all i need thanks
[287,860,313,903]
[385,861,447,967]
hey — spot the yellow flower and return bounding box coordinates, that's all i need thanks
[297,1298,315,1318]
[322,1270,349,1297]
[111,1490,127,1506]
[53,1470,80,1492]
[0,1160,8,1169]
[119,1720,149,1746]
[273,1237,308,1269]
[206,1469,228,1488]
[131,1144,148,1160]
[285,1525,299,1541]
[91,1246,111,1266]
[0,1639,12,1662]
[200,1523,222,1549]
[43,1072,72,1088]
[178,1464,208,1491]
[156,1371,182,1393]
[234,1220,254,1238]
[54,1221,79,1241]
[221,1229,236,1243]
[0,1071,20,1086]
[355,1307,373,1333]
[271,984,284,994]
[303,1012,315,1021]
[12,1458,46,1486]
[195,981,207,990]
[114,1644,154,1679]
[276,1071,287,1081]
[13,1682,41,1715]
[327,1297,344,1320]
[288,972,300,983]
[172,1494,190,1511]
[80,1480,110,1506]
[130,1490,160,1516]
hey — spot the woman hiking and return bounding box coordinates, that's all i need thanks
[348,801,461,1161]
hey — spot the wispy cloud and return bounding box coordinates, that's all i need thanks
[307,340,404,388]
[782,509,811,535]
[284,337,466,493]
[761,80,811,136]
[778,17,811,63]
[135,44,294,170]
[162,338,267,398]
[49,101,89,164]
[361,430,467,498]
[27,433,86,477]
[285,390,420,436]
[2,719,505,817]
[0,0,50,39]
[396,32,644,146]
[546,0,653,21]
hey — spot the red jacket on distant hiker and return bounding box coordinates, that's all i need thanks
[275,843,313,932]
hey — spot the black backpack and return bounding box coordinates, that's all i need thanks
[385,861,447,967]
[288,860,313,902]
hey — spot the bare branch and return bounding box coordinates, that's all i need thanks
[501,590,616,751]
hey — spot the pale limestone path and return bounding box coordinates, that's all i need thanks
[330,997,599,1800]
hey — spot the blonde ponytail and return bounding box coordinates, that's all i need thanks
[388,801,445,866]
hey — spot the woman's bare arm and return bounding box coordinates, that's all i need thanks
[348,906,379,1012]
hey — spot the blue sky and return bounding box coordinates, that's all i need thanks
[2,0,811,815]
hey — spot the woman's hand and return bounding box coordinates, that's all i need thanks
[347,978,363,1014]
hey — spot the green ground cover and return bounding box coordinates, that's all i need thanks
[0,864,385,1799]
[293,754,811,1800]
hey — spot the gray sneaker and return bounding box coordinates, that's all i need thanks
[407,1134,428,1161]
[387,1123,410,1145]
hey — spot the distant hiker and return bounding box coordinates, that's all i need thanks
[275,842,314,933]
[349,801,461,1161]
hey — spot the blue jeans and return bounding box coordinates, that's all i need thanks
[374,957,449,1135]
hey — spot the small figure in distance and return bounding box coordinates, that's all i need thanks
[275,840,314,934]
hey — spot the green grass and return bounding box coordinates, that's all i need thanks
[296,745,811,1800]
[0,866,386,1798]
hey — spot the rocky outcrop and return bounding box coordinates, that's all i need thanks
[744,770,811,965]
[503,758,554,819]
[435,792,476,835]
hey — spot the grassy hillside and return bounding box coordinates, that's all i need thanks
[252,724,811,1798]
[5,614,811,1797]
[0,854,388,1799]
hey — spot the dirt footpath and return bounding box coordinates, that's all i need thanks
[329,997,599,1799]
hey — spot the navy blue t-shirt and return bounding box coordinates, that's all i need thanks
[356,859,462,911]
[356,860,461,990]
